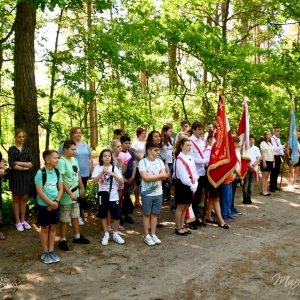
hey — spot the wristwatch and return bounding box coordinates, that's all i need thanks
[54,200,60,204]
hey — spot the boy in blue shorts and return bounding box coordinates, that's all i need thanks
[139,142,167,246]
[57,140,90,251]
[35,150,63,264]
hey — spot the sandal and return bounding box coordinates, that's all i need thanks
[182,228,192,234]
[0,231,5,240]
[175,228,187,236]
[118,225,125,231]
[205,218,218,224]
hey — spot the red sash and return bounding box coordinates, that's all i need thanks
[189,139,204,159]
[176,156,195,184]
[272,136,279,147]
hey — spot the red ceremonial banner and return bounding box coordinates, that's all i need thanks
[207,94,237,188]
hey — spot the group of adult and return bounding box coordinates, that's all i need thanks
[0,123,297,241]
[259,126,300,196]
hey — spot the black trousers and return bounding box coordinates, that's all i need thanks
[191,175,205,220]
[270,155,281,189]
[231,178,240,209]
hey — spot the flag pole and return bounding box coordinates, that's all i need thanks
[201,83,223,226]
[280,96,293,190]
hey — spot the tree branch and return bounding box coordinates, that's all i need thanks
[0,21,16,44]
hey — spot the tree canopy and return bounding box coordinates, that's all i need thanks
[0,0,299,160]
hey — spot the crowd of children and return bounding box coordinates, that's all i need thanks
[3,122,298,264]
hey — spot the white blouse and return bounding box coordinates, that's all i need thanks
[260,141,274,161]
[174,152,199,187]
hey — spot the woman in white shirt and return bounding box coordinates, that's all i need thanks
[260,131,274,196]
[174,138,199,236]
[130,127,147,207]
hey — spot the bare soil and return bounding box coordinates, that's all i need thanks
[1,177,300,300]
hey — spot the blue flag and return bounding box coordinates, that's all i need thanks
[288,101,299,165]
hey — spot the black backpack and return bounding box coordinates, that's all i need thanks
[41,167,60,187]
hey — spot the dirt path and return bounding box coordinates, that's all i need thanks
[1,178,300,300]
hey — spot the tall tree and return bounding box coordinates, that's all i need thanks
[14,1,40,173]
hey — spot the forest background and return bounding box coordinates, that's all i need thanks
[0,0,300,174]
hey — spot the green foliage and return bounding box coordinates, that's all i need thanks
[7,0,300,146]
[85,180,98,203]
[1,180,13,224]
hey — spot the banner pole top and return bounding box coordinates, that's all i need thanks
[218,86,224,95]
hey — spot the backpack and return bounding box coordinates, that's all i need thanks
[41,167,60,187]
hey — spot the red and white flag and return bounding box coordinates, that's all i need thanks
[237,101,251,179]
[207,94,237,188]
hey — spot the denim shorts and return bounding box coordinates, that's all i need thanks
[37,204,60,226]
[141,194,163,215]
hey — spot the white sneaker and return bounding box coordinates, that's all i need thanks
[150,234,161,245]
[102,234,109,246]
[78,217,84,225]
[144,234,155,246]
[286,185,293,190]
[68,219,72,226]
[113,233,125,244]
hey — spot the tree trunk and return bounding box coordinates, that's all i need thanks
[169,43,179,120]
[87,2,98,149]
[221,0,230,39]
[14,2,40,173]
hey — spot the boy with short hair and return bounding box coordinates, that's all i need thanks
[35,150,63,264]
[120,135,136,224]
[57,140,90,251]
[188,121,208,228]
[139,142,167,246]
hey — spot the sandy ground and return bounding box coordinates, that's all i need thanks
[1,176,300,300]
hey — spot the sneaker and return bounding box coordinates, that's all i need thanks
[124,215,134,224]
[102,234,109,246]
[163,198,171,204]
[68,219,72,226]
[144,234,155,246]
[150,234,161,245]
[227,215,235,221]
[58,240,69,251]
[78,217,84,226]
[48,251,60,263]
[230,212,238,217]
[73,235,90,244]
[113,233,125,244]
[231,208,241,215]
[41,252,53,264]
[16,223,24,232]
[222,216,232,222]
[22,221,31,230]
